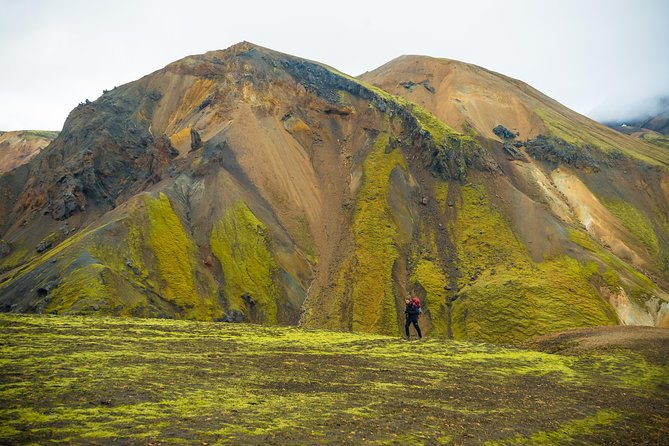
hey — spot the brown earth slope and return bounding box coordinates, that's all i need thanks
[0,43,668,344]
[0,130,58,174]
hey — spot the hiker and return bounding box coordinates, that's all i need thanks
[404,296,422,339]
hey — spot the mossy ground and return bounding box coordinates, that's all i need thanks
[1,314,667,445]
[568,228,662,308]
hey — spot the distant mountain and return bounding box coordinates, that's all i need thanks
[1,43,668,343]
[0,130,58,174]
[637,98,669,135]
[605,97,669,150]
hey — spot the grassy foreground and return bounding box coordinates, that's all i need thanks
[0,315,668,445]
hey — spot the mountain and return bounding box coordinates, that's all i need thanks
[605,97,669,150]
[0,130,58,174]
[636,98,669,135]
[359,56,668,164]
[608,97,669,135]
[1,43,668,343]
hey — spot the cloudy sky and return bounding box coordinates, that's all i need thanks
[1,0,668,130]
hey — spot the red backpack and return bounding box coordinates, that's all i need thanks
[412,296,422,313]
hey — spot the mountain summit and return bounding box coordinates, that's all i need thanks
[1,42,667,343]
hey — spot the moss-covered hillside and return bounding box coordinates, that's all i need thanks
[1,314,667,445]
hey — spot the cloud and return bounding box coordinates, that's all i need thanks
[1,0,668,129]
[589,96,669,124]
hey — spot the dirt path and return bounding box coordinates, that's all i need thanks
[525,325,669,365]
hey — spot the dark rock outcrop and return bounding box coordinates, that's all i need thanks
[190,128,202,151]
[503,143,528,161]
[493,125,517,140]
[522,135,597,168]
[399,80,436,94]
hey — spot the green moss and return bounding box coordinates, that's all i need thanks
[569,228,659,306]
[455,183,528,282]
[0,222,114,287]
[22,130,59,141]
[451,183,617,344]
[45,264,112,314]
[292,215,317,264]
[125,222,146,275]
[534,108,663,166]
[144,193,213,320]
[602,200,660,257]
[49,200,224,320]
[535,108,596,148]
[0,314,665,444]
[210,201,279,324]
[336,89,352,106]
[412,257,449,337]
[411,102,459,142]
[434,180,449,214]
[318,131,407,333]
[347,132,406,334]
[602,269,621,289]
[486,410,622,445]
[452,259,617,344]
[641,132,669,150]
[37,232,59,250]
[409,227,450,337]
[569,229,600,252]
[0,248,28,270]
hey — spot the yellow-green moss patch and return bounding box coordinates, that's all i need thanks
[603,200,660,257]
[210,201,279,324]
[486,410,623,445]
[413,257,449,337]
[452,182,617,344]
[434,180,449,214]
[144,193,212,319]
[347,133,406,334]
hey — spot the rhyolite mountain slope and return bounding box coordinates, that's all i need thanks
[360,55,669,333]
[0,130,58,174]
[360,56,669,165]
[0,43,668,344]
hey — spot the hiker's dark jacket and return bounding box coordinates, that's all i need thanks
[405,302,420,317]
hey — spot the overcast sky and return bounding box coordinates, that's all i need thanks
[1,0,668,130]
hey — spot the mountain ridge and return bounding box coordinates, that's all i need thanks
[360,54,669,166]
[1,42,668,343]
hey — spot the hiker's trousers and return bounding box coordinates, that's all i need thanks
[405,315,422,338]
